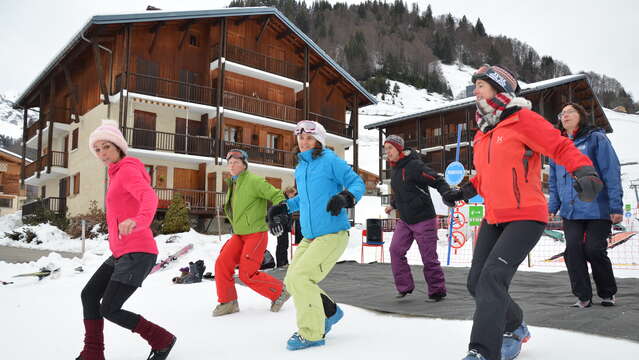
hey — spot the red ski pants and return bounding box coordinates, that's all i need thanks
[215,231,283,303]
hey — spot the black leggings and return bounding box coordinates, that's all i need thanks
[467,220,544,360]
[81,261,141,330]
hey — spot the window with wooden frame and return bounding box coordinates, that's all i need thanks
[266,133,281,149]
[0,197,12,208]
[73,173,80,195]
[144,165,154,186]
[72,128,79,150]
[41,185,46,198]
[224,126,242,143]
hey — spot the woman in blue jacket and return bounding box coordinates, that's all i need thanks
[267,120,365,350]
[548,102,623,308]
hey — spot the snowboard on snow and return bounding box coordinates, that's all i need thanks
[150,244,194,274]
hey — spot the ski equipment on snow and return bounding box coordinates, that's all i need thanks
[150,244,194,274]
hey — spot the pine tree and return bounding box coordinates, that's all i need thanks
[161,193,191,234]
[475,18,486,36]
[422,5,433,28]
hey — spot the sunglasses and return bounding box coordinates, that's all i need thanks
[226,149,247,161]
[294,120,318,136]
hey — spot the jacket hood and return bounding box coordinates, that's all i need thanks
[108,156,148,180]
[393,148,418,168]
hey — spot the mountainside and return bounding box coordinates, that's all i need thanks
[228,0,637,112]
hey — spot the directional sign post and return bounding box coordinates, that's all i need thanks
[445,124,464,266]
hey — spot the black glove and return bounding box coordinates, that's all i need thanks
[267,202,289,236]
[442,189,464,208]
[573,166,603,202]
[441,182,478,207]
[326,190,356,216]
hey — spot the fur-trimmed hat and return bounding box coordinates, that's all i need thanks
[384,134,405,152]
[472,64,520,94]
[88,119,128,158]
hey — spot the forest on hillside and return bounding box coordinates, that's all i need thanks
[229,0,637,112]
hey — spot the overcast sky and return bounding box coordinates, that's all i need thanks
[1,0,637,101]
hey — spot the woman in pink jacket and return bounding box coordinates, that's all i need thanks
[76,120,175,360]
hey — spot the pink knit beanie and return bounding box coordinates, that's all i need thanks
[88,119,128,158]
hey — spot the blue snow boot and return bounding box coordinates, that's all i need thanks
[501,322,531,360]
[462,349,487,359]
[325,305,344,335]
[286,332,325,351]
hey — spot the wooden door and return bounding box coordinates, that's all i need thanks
[265,177,282,189]
[207,172,217,208]
[174,168,200,209]
[133,110,156,150]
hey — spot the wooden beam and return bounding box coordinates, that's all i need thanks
[92,42,110,105]
[310,68,321,84]
[255,16,271,43]
[47,78,56,174]
[215,18,227,163]
[325,82,338,102]
[303,46,309,120]
[276,28,292,40]
[310,62,324,71]
[21,107,28,188]
[326,78,339,86]
[148,22,165,54]
[178,20,196,49]
[295,46,305,54]
[352,95,359,171]
[62,65,80,123]
[36,92,45,179]
[234,16,249,26]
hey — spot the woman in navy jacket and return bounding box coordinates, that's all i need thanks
[548,102,623,308]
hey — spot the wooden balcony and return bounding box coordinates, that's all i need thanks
[25,107,73,141]
[223,90,302,123]
[222,141,296,168]
[122,127,214,156]
[308,112,352,138]
[113,72,216,106]
[211,44,304,82]
[155,188,225,215]
[22,197,67,218]
[114,73,349,138]
[24,151,68,179]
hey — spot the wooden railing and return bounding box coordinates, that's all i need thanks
[308,112,352,138]
[122,127,214,156]
[113,72,216,106]
[22,197,67,217]
[24,151,68,179]
[223,91,302,123]
[155,188,225,213]
[211,44,304,82]
[222,141,297,168]
[25,107,73,140]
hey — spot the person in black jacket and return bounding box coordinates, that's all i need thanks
[383,135,451,301]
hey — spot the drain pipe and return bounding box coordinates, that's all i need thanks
[81,32,113,118]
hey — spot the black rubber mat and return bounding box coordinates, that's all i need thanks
[267,261,639,343]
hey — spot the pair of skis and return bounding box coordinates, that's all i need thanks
[2,267,62,285]
[150,243,194,274]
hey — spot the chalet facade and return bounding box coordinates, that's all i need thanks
[0,149,30,216]
[365,74,612,192]
[15,7,375,220]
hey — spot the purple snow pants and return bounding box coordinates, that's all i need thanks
[389,217,446,296]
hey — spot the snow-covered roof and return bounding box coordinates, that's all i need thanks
[14,7,376,108]
[364,74,605,130]
[0,147,32,163]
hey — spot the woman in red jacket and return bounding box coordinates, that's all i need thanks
[76,120,175,360]
[443,66,603,360]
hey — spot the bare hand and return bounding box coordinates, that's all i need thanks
[384,205,394,214]
[610,214,623,224]
[119,219,137,236]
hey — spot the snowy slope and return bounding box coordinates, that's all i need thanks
[0,92,37,139]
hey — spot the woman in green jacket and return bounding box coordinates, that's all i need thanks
[212,149,290,317]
